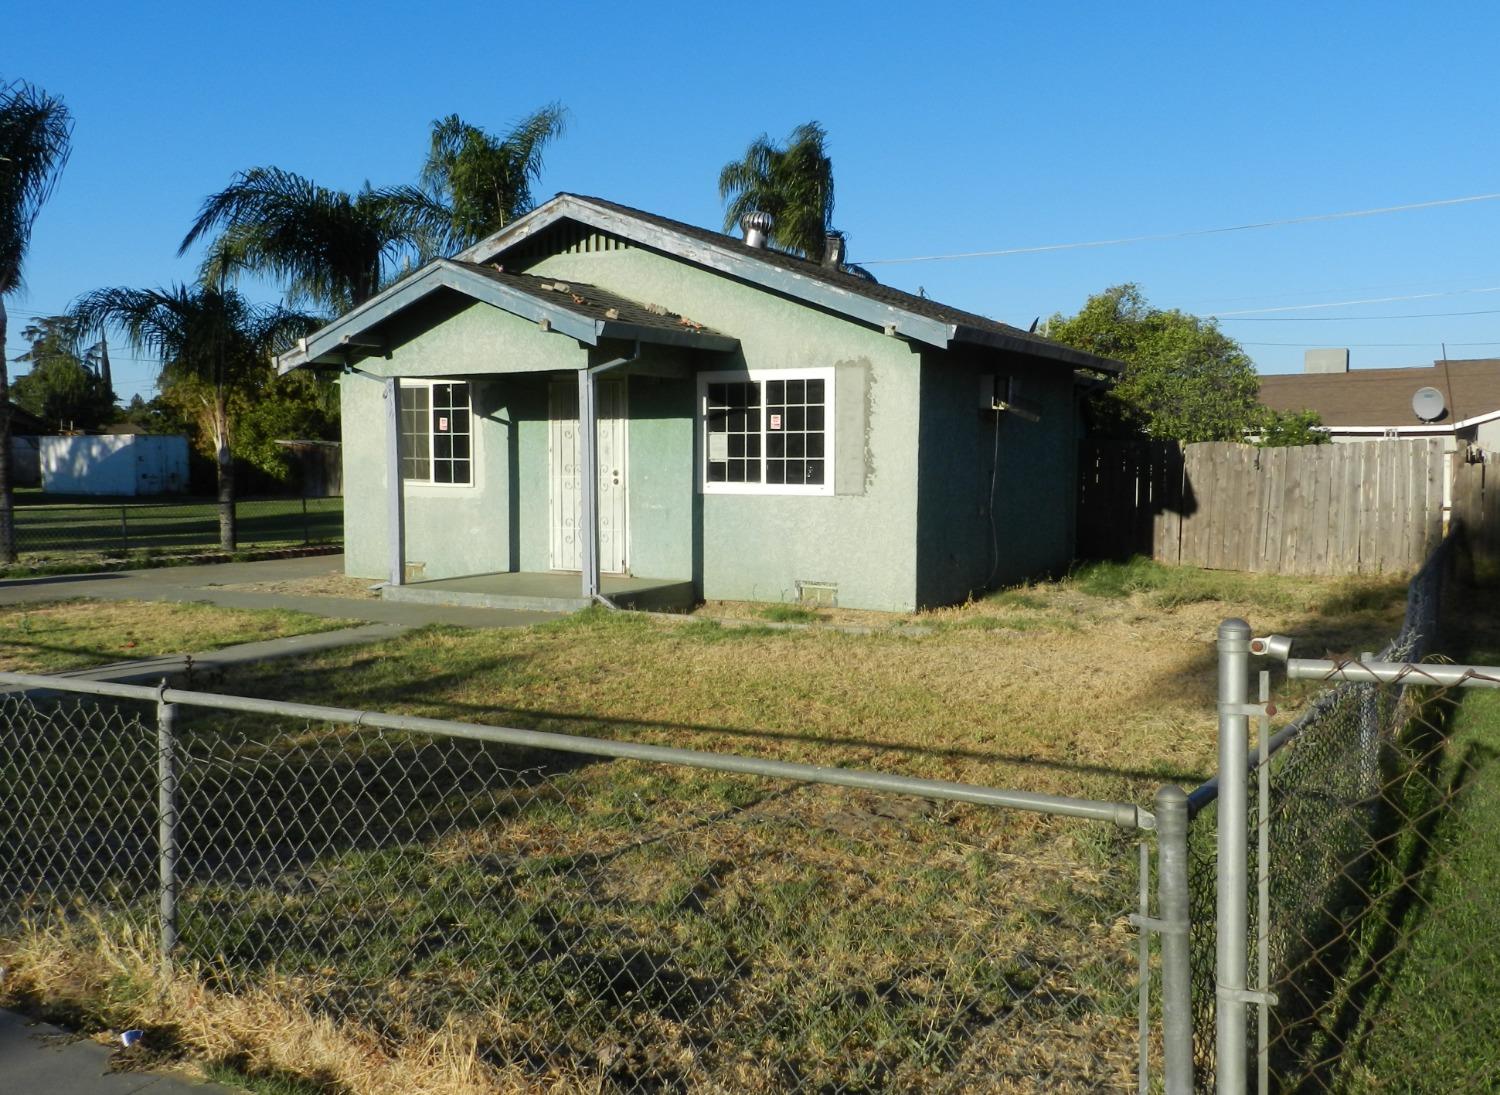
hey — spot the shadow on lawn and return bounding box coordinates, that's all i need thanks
[217,652,1215,789]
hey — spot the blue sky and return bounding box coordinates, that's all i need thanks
[8,0,1500,401]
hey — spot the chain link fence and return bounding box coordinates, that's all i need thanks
[1183,536,1500,1092]
[0,678,1157,1093]
[9,495,341,564]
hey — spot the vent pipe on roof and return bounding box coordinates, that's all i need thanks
[740,211,773,249]
[822,231,846,268]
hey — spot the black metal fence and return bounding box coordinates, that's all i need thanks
[8,496,342,562]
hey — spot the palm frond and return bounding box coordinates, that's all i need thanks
[0,79,74,294]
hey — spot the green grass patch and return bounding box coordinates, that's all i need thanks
[757,603,823,624]
[1330,626,1500,1090]
[0,497,342,573]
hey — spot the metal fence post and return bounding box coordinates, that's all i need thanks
[1156,784,1194,1094]
[301,495,310,545]
[156,685,179,975]
[120,506,130,553]
[1216,618,1251,1095]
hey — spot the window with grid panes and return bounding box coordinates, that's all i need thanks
[399,381,472,485]
[700,369,833,495]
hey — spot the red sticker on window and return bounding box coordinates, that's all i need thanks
[438,417,449,432]
[770,414,782,430]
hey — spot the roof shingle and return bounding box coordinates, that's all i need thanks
[1258,359,1500,427]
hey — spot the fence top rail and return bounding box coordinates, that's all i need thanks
[0,670,1154,831]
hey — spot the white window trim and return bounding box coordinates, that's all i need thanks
[698,367,835,496]
[400,378,478,490]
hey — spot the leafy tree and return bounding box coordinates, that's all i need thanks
[718,121,838,259]
[0,77,72,561]
[179,168,433,313]
[417,104,567,253]
[232,369,340,484]
[1256,407,1329,448]
[1048,284,1261,443]
[120,392,192,435]
[70,286,315,550]
[11,315,115,430]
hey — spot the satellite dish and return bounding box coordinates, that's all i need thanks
[1412,386,1447,422]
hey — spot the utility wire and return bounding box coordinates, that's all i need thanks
[855,191,1500,265]
[1219,307,1500,322]
[1242,339,1500,348]
[1210,286,1500,317]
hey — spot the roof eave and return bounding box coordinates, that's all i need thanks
[951,323,1124,373]
[276,259,604,374]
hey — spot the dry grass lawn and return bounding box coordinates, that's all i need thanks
[0,559,1417,1094]
[0,599,358,673]
[214,559,1412,804]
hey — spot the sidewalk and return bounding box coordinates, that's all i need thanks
[0,555,560,630]
[0,1009,236,1093]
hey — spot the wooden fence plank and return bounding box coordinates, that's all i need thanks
[1074,438,1446,576]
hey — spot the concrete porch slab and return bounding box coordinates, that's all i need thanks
[380,572,696,614]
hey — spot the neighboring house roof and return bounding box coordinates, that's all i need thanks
[1258,359,1500,432]
[460,193,1123,372]
[7,403,49,436]
[277,258,737,371]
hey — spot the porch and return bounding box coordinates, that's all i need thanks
[381,571,696,614]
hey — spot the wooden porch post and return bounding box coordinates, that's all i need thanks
[578,367,600,600]
[384,377,406,587]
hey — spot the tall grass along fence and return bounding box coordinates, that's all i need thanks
[8,495,342,564]
[0,674,1169,1093]
[1177,534,1500,1092]
[1077,439,1447,576]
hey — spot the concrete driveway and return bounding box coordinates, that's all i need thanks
[0,555,560,629]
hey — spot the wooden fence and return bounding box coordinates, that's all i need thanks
[1452,451,1500,569]
[1077,439,1450,576]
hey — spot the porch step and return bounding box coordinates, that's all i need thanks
[380,576,696,615]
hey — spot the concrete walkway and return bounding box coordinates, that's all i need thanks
[0,1009,236,1093]
[0,555,561,630]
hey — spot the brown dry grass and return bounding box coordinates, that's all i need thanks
[1,917,580,1094]
[0,600,357,673]
[0,561,1414,1092]
[217,562,1410,803]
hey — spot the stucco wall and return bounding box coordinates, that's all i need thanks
[914,350,1078,606]
[527,244,922,611]
[339,299,587,582]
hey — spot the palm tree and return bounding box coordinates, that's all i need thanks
[718,121,837,259]
[0,78,72,562]
[70,286,315,551]
[179,168,433,313]
[416,103,567,252]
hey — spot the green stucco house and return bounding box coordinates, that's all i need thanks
[276,195,1118,613]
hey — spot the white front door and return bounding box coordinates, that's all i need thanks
[549,379,628,573]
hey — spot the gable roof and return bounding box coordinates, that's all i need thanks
[275,258,737,371]
[461,194,1122,373]
[1258,359,1500,431]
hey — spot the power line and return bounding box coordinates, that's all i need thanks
[1219,307,1500,322]
[1210,286,1500,317]
[1242,339,1500,348]
[856,191,1500,265]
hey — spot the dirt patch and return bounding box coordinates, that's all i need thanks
[211,574,382,600]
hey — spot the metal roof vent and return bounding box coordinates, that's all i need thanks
[1412,386,1447,422]
[822,231,846,268]
[740,211,773,249]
